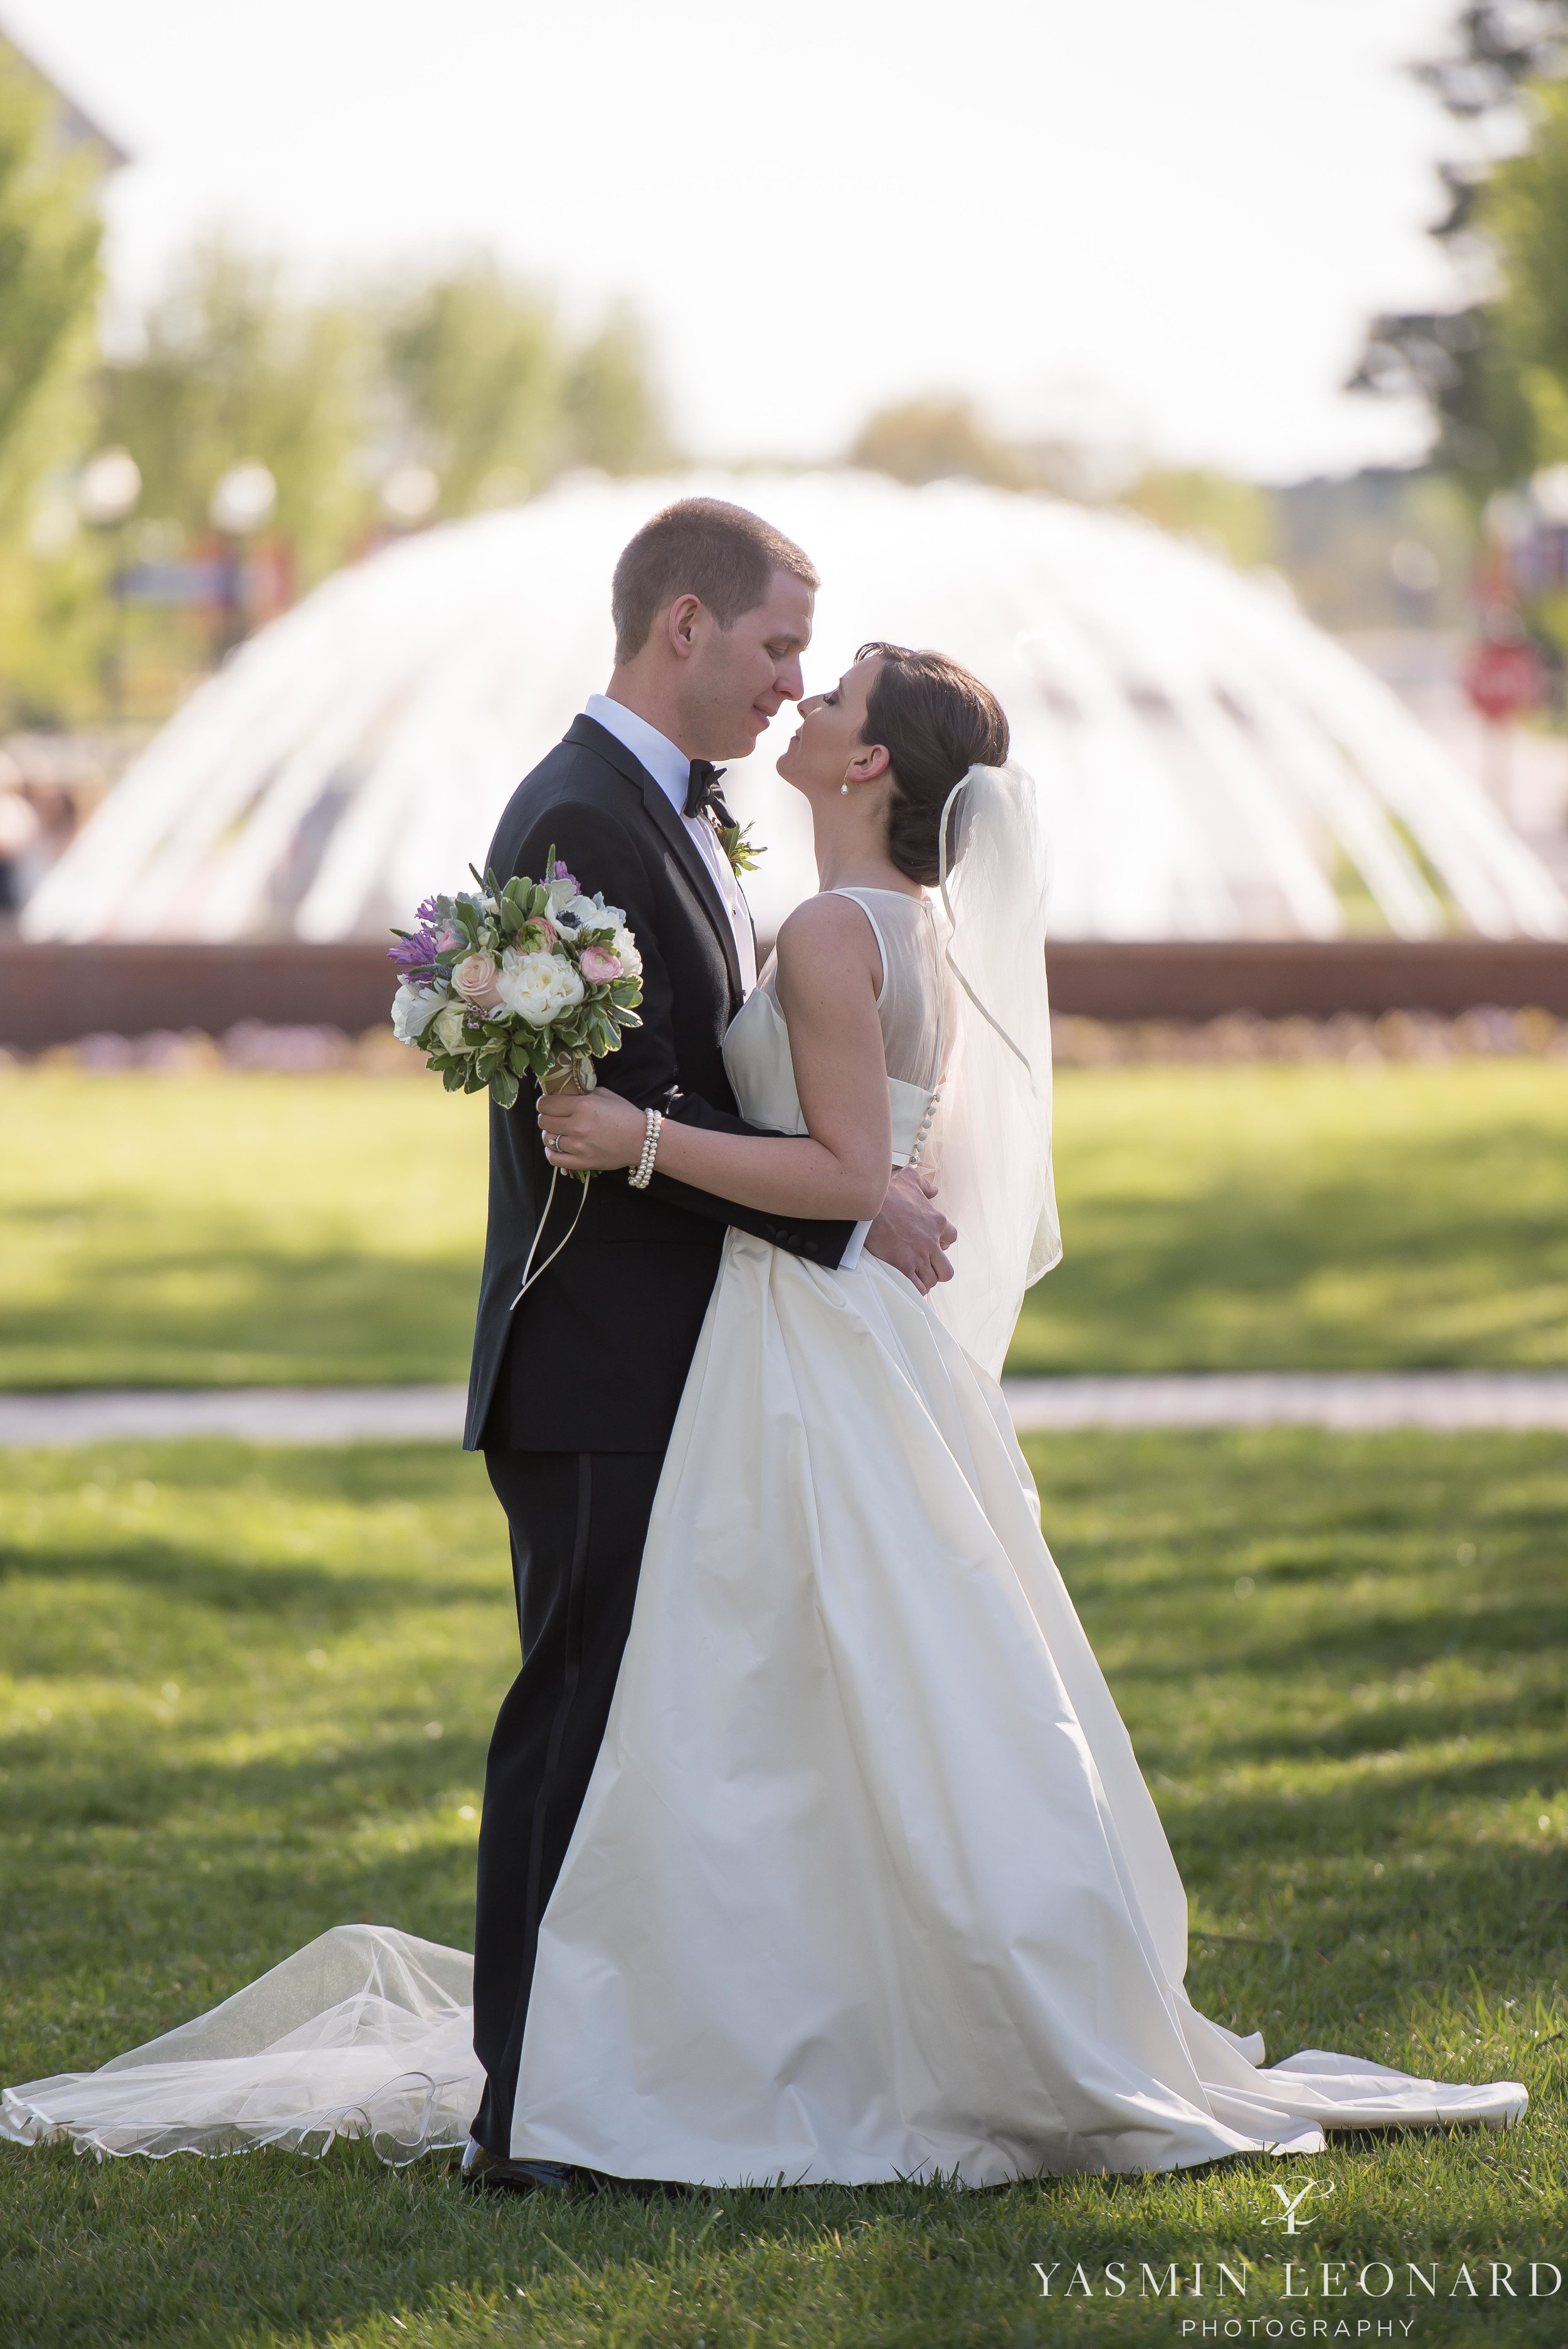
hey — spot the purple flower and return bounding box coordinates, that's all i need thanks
[389,908,443,973]
[553,861,577,886]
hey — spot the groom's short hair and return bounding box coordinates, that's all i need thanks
[612,498,818,661]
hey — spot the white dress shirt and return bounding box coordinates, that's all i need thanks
[581,694,871,1269]
[584,694,756,993]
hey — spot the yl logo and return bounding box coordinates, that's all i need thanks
[1263,2180,1336,2234]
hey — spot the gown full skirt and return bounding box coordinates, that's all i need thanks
[3,1234,1527,2179]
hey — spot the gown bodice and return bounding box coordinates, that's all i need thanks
[721,888,950,1169]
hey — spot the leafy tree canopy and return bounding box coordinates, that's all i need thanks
[849,397,1027,489]
[102,243,374,586]
[1350,2,1568,496]
[0,41,102,506]
[1484,70,1568,460]
[378,266,667,514]
[98,250,672,581]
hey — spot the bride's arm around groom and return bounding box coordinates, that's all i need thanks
[459,497,953,2174]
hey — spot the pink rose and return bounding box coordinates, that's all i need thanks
[451,950,501,1010]
[526,916,558,949]
[578,946,623,984]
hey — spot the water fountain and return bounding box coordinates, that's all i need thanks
[23,470,1568,946]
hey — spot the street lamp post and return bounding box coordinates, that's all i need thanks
[77,447,142,719]
[208,462,278,656]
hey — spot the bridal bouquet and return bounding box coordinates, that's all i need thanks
[388,857,644,1111]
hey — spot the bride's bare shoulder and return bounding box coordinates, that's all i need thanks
[776,892,878,951]
[774,893,882,994]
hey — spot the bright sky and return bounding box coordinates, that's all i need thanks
[7,0,1476,482]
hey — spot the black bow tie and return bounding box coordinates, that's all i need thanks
[684,759,730,821]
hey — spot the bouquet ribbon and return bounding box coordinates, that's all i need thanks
[510,1056,598,1308]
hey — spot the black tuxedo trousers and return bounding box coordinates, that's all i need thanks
[468,716,854,2158]
[471,1447,663,2158]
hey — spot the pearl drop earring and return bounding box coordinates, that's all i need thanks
[840,781,849,796]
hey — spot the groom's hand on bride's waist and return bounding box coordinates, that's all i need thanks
[863,1168,956,1294]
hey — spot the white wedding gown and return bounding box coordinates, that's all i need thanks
[3,888,1525,2178]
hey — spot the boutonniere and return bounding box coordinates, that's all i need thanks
[715,819,765,877]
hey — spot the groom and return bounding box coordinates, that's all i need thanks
[460,497,956,2188]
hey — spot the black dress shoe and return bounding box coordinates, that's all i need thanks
[458,2138,693,2200]
[458,2138,590,2195]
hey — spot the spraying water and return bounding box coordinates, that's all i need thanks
[24,470,1568,945]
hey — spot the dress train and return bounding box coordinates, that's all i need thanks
[5,1244,1526,2180]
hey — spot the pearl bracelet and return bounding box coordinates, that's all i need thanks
[627,1108,663,1190]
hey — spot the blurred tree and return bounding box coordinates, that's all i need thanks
[849,395,1127,501]
[1121,469,1276,570]
[1,204,671,721]
[560,310,669,477]
[0,45,100,492]
[101,241,376,587]
[0,41,107,724]
[1271,469,1476,630]
[1349,2,1568,495]
[379,263,562,514]
[1485,71,1568,459]
[379,267,667,512]
[849,396,1025,488]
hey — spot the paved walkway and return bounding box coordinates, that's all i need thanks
[1,1372,1566,1447]
[1004,1371,1568,1432]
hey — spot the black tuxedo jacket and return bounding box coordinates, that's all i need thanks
[465,714,856,1452]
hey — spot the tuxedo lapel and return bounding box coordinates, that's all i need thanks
[564,714,744,1007]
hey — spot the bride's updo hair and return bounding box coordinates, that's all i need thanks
[856,642,1009,886]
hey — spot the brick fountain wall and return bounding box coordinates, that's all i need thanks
[3,938,1567,1050]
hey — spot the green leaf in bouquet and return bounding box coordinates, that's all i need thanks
[440,1063,466,1092]
[491,1068,520,1110]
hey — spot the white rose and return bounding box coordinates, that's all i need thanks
[432,1002,472,1053]
[494,948,586,1027]
[557,892,622,936]
[611,925,642,978]
[391,981,444,1042]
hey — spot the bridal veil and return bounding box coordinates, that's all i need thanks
[928,761,1062,1377]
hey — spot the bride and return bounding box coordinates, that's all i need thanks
[3,644,1525,2183]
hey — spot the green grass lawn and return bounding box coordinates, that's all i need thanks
[2,1060,1565,1388]
[1010,1059,1568,1375]
[3,1429,1565,2345]
[0,1071,489,1388]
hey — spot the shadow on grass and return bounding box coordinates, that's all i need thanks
[4,1428,1565,2346]
[0,2141,1385,2349]
[0,1528,483,1630]
[0,1238,480,1388]
[1010,1135,1568,1373]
